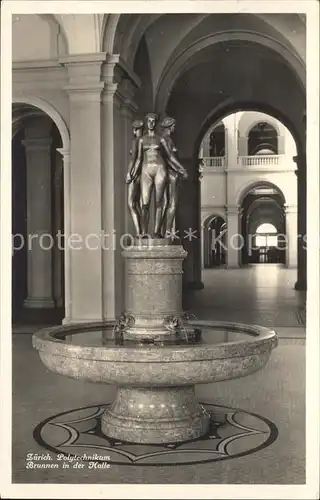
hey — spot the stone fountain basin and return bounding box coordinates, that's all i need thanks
[33,320,277,444]
[32,320,277,387]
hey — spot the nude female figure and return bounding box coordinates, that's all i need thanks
[132,113,188,238]
[161,117,185,237]
[125,119,144,236]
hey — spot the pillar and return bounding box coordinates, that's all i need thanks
[100,61,140,319]
[57,148,71,318]
[224,115,238,168]
[22,118,54,308]
[201,224,205,268]
[294,155,307,290]
[284,205,298,268]
[61,54,105,323]
[121,84,138,237]
[101,83,125,319]
[52,151,63,307]
[226,205,241,268]
[178,160,203,289]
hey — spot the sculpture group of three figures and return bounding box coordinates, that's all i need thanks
[125,113,188,239]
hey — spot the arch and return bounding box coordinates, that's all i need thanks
[236,180,286,206]
[242,116,282,138]
[194,99,304,165]
[256,223,278,233]
[156,30,306,114]
[251,218,282,235]
[201,211,226,227]
[41,14,69,55]
[201,213,226,268]
[12,96,70,151]
[248,121,278,155]
[102,14,162,62]
[101,14,121,53]
[202,212,226,228]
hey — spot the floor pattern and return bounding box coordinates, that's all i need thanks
[34,403,278,467]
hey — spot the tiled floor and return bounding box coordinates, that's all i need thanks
[190,265,306,328]
[11,264,306,484]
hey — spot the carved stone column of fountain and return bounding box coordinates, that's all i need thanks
[100,238,210,442]
[119,238,198,342]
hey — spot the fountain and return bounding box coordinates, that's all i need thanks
[33,113,277,445]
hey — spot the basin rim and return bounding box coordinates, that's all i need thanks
[32,320,278,363]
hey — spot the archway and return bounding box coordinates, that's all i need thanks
[12,102,68,324]
[254,223,280,264]
[239,182,287,267]
[202,215,226,268]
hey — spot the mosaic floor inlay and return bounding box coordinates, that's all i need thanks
[34,403,278,467]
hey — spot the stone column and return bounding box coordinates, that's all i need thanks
[101,84,123,320]
[22,118,54,308]
[177,161,203,289]
[225,205,241,268]
[224,115,238,169]
[56,148,71,318]
[60,54,105,323]
[121,86,138,237]
[294,155,307,290]
[52,151,63,307]
[284,205,298,268]
[201,224,205,268]
[100,59,140,319]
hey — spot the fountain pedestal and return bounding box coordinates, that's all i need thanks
[121,238,197,342]
[101,386,210,443]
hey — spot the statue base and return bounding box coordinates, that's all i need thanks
[120,239,200,344]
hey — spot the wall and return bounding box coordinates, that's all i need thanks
[12,14,67,61]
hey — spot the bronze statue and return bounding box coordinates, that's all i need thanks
[131,113,188,238]
[125,119,144,236]
[161,117,184,237]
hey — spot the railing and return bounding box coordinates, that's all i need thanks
[200,154,289,171]
[239,155,283,167]
[201,156,225,168]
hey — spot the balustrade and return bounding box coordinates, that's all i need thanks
[200,154,286,170]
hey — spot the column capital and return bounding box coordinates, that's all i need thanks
[283,204,298,214]
[59,52,107,83]
[225,204,241,215]
[22,137,52,151]
[60,53,141,106]
[101,54,141,89]
[101,84,125,110]
[63,82,105,103]
[293,154,306,177]
[56,147,70,159]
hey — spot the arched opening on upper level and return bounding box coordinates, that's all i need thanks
[248,122,278,155]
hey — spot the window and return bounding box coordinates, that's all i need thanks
[255,223,278,247]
